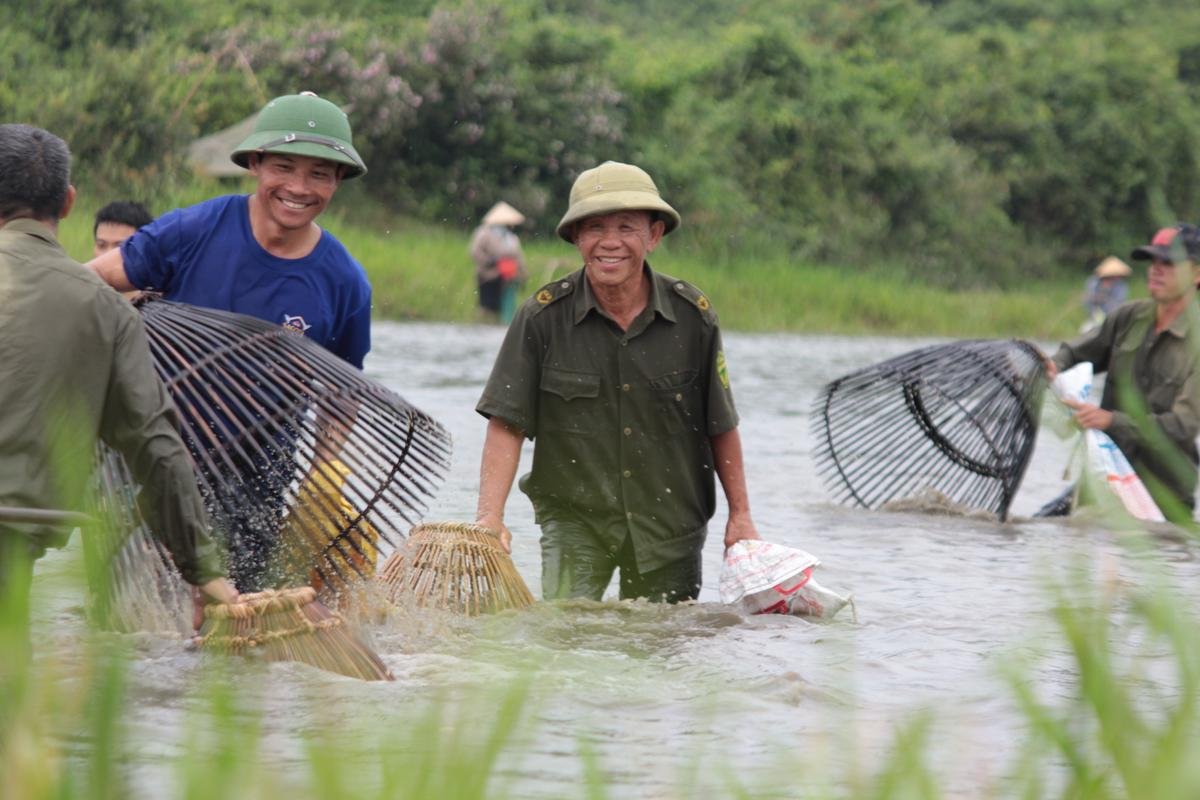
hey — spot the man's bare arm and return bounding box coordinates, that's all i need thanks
[475,416,525,553]
[86,247,136,291]
[711,428,760,549]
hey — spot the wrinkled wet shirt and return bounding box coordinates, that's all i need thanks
[477,265,738,572]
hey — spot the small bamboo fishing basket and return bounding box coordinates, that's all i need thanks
[197,586,393,681]
[379,522,534,615]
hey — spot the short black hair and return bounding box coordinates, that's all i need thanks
[94,200,153,236]
[0,124,71,222]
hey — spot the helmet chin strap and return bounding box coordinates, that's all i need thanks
[255,133,365,173]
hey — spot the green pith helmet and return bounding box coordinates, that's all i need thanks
[555,161,680,242]
[230,92,366,179]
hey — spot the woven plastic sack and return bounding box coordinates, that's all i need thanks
[719,540,851,620]
[1052,363,1165,521]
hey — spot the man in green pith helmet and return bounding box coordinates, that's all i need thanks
[473,161,760,603]
[86,91,372,368]
[85,92,373,592]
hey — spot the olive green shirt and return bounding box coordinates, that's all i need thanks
[1052,298,1200,511]
[476,265,739,572]
[0,219,222,584]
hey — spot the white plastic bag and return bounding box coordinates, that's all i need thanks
[1052,363,1165,521]
[720,540,851,620]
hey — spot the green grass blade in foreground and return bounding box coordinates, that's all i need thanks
[1002,548,1200,799]
[176,666,270,799]
[83,639,132,800]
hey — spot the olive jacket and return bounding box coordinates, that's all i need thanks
[1052,298,1200,512]
[0,218,222,584]
[476,265,738,572]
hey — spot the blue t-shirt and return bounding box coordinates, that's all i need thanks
[121,195,372,368]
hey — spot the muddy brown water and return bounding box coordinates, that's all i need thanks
[30,323,1200,797]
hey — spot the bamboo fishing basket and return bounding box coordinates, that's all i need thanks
[90,297,451,630]
[379,522,535,615]
[811,339,1046,520]
[197,586,393,681]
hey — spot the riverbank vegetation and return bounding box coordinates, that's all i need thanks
[58,192,1090,339]
[6,0,1199,298]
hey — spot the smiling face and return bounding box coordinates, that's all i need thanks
[573,210,665,292]
[248,152,342,232]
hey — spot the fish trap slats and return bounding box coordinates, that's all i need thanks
[87,444,193,634]
[811,339,1046,520]
[379,522,535,615]
[198,586,393,681]
[96,297,451,605]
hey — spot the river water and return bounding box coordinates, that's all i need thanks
[29,321,1200,797]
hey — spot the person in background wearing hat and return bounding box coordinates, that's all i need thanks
[92,200,153,259]
[1080,255,1133,333]
[472,161,760,603]
[469,201,528,324]
[0,124,238,656]
[85,92,373,591]
[1041,224,1200,521]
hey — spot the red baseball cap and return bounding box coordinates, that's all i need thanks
[1131,224,1200,263]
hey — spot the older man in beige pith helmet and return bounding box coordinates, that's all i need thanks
[472,160,760,603]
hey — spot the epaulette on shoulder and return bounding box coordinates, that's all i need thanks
[529,277,575,315]
[671,279,717,325]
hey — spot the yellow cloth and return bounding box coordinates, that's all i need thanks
[288,459,380,593]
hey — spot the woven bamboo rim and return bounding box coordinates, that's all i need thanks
[203,586,319,620]
[198,586,348,649]
[408,521,506,546]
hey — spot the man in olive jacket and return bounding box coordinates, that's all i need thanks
[473,161,760,603]
[1047,223,1200,521]
[0,124,238,645]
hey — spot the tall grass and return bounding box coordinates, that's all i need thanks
[57,187,1091,340]
[5,530,1200,798]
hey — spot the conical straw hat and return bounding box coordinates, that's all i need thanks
[482,201,525,227]
[1094,256,1132,278]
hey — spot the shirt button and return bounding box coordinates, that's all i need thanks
[622,383,631,392]
[560,281,570,288]
[623,427,632,436]
[675,393,682,401]
[626,512,633,519]
[623,470,632,478]
[620,339,628,347]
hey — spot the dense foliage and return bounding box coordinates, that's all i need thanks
[3,0,1199,284]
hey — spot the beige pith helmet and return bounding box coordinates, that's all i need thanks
[482,201,525,227]
[555,161,680,242]
[1094,256,1132,278]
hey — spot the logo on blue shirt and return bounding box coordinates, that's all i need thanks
[282,314,312,334]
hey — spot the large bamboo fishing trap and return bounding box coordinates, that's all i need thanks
[92,297,451,631]
[811,339,1046,520]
